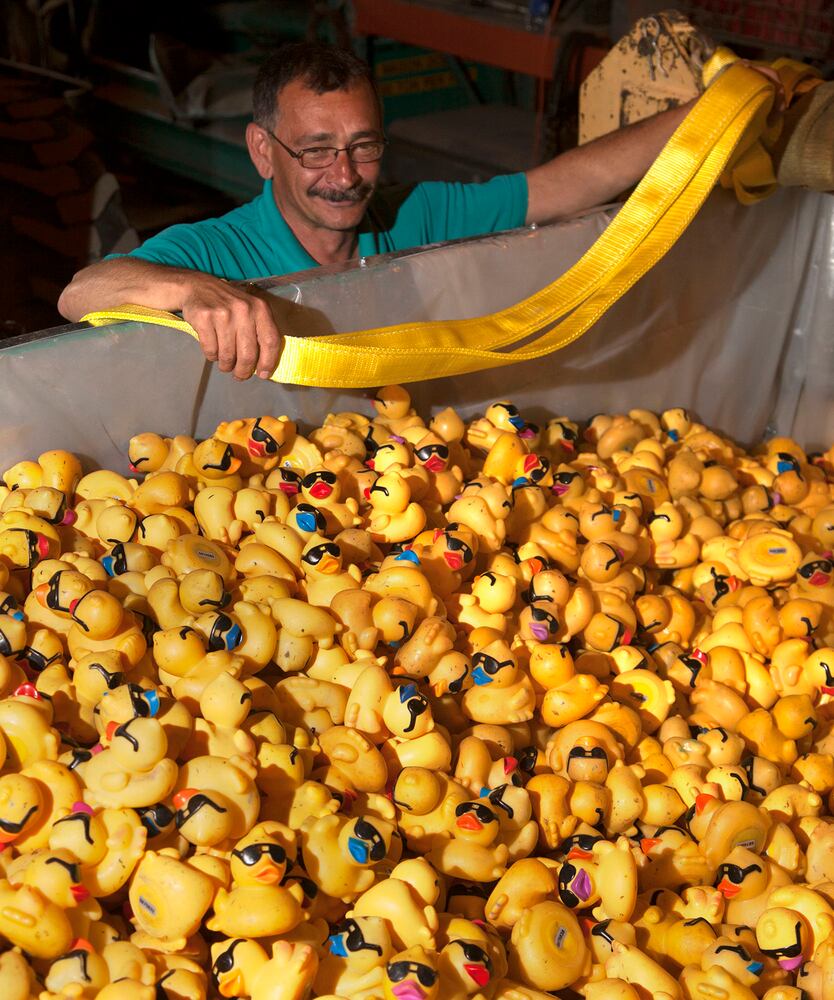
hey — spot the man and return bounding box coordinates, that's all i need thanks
[59,41,696,381]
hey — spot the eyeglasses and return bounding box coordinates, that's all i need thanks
[266,129,387,169]
[387,961,438,988]
[232,842,287,867]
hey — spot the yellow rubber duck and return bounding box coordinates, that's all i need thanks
[367,473,427,545]
[83,717,178,810]
[462,640,536,725]
[179,437,244,493]
[127,431,196,475]
[214,414,296,477]
[0,878,74,959]
[49,802,147,897]
[3,449,82,495]
[66,589,147,667]
[207,821,305,938]
[299,468,361,531]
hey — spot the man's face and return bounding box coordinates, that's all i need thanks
[261,77,383,235]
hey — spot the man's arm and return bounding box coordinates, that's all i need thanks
[525,101,694,226]
[58,257,281,381]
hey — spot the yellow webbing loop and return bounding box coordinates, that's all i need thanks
[82,62,781,389]
[702,52,822,203]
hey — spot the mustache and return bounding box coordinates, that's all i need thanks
[308,182,373,203]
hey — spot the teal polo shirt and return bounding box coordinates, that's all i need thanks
[126,174,528,280]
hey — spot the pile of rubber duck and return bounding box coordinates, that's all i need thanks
[1,386,834,1000]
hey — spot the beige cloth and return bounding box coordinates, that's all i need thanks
[774,81,834,191]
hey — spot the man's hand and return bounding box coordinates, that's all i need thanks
[58,258,282,381]
[182,276,282,381]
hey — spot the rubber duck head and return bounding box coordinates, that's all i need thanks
[44,941,110,995]
[796,552,834,594]
[756,907,810,974]
[433,523,477,574]
[340,815,394,867]
[193,438,242,480]
[713,846,768,902]
[229,821,291,887]
[178,569,230,616]
[173,787,235,847]
[382,681,434,739]
[264,465,303,497]
[470,640,518,689]
[0,525,54,569]
[413,433,450,474]
[301,535,343,577]
[661,407,692,441]
[327,915,392,974]
[368,473,412,514]
[484,401,535,440]
[452,799,500,847]
[383,944,439,1000]
[471,571,517,614]
[21,847,91,907]
[374,384,413,421]
[200,671,252,730]
[152,625,206,678]
[128,433,171,474]
[210,937,269,1000]
[70,590,124,641]
[778,598,822,640]
[107,716,168,770]
[700,935,764,987]
[0,773,44,846]
[300,468,341,504]
[439,930,494,995]
[246,415,293,461]
[372,596,419,647]
[48,802,107,866]
[34,568,95,616]
[96,504,138,546]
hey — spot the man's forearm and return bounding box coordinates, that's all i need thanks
[57,257,211,323]
[525,100,694,226]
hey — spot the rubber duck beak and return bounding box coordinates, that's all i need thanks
[70,883,90,903]
[254,864,282,884]
[219,971,245,998]
[568,847,595,861]
[34,583,50,607]
[444,552,463,570]
[640,837,662,856]
[173,788,197,809]
[456,813,483,832]
[695,793,716,814]
[318,556,340,575]
[464,964,490,987]
[309,482,333,500]
[36,534,51,559]
[778,956,804,972]
[717,878,740,898]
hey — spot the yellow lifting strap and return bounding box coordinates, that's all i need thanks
[81,60,815,389]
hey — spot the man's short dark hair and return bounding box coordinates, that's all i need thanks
[252,42,376,128]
